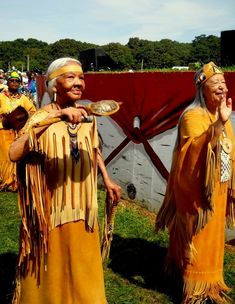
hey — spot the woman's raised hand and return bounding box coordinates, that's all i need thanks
[219,97,232,124]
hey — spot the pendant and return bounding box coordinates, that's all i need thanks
[67,123,80,163]
[221,137,232,154]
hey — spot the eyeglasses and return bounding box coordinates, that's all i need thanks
[9,79,20,83]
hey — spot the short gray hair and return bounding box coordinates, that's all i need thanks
[46,57,82,100]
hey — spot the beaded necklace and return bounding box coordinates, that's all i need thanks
[51,102,81,163]
[66,122,80,163]
[4,91,22,113]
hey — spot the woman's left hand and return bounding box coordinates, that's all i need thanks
[218,97,232,123]
[97,148,121,203]
[103,178,121,204]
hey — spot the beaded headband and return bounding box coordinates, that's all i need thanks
[194,61,223,86]
[47,65,83,81]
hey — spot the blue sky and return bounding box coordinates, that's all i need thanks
[1,0,234,45]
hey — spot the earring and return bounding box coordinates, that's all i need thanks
[53,91,57,102]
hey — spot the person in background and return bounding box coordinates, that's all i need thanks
[27,70,37,107]
[0,70,36,191]
[9,57,121,303]
[0,69,8,92]
[156,62,235,303]
[18,73,29,95]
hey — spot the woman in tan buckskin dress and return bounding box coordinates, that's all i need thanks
[10,57,121,304]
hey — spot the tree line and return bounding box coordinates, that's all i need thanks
[0,34,221,73]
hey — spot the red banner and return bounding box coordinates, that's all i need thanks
[37,71,235,180]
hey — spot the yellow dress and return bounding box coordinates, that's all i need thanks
[0,83,8,92]
[13,109,107,304]
[0,92,35,191]
[156,107,235,303]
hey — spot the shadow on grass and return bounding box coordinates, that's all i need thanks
[0,252,17,304]
[228,239,235,246]
[108,234,183,304]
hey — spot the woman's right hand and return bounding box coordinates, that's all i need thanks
[47,107,88,124]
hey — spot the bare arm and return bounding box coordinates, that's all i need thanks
[97,148,121,202]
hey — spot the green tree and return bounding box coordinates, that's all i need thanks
[48,39,97,62]
[102,43,135,70]
[127,38,159,69]
[127,37,192,69]
[0,34,222,72]
[190,34,220,65]
[157,39,192,67]
[48,39,81,60]
[0,38,48,72]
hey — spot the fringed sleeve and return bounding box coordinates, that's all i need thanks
[16,109,52,280]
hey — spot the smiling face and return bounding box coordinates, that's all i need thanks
[203,74,228,113]
[54,62,85,107]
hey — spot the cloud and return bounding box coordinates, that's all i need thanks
[0,0,234,44]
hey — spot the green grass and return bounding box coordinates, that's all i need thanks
[0,190,235,304]
[0,192,20,254]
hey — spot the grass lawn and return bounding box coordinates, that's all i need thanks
[0,190,235,304]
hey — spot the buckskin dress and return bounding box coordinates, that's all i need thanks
[156,107,235,303]
[13,108,107,304]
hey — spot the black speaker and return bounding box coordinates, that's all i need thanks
[79,48,118,72]
[221,30,235,66]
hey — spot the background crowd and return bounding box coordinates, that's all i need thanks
[0,68,37,191]
[0,68,38,107]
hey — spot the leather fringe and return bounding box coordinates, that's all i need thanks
[16,127,51,284]
[204,143,216,210]
[182,278,232,304]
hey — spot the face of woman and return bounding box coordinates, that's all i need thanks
[203,74,228,113]
[55,63,85,106]
[7,78,21,93]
